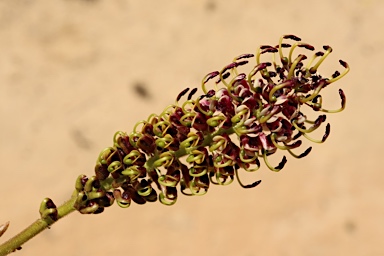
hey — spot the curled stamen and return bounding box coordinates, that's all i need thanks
[189,166,208,177]
[207,115,226,127]
[234,53,254,61]
[113,189,131,208]
[241,160,261,172]
[235,168,262,189]
[239,148,259,163]
[288,42,313,66]
[288,54,307,79]
[292,115,325,133]
[303,123,330,143]
[216,72,231,84]
[87,190,106,200]
[137,183,154,197]
[158,175,179,187]
[210,170,234,186]
[195,96,214,117]
[213,155,234,168]
[232,105,251,127]
[209,135,228,152]
[123,150,142,165]
[304,51,324,77]
[287,146,312,159]
[188,88,198,100]
[153,152,175,168]
[159,191,177,206]
[97,147,115,165]
[179,113,195,128]
[176,88,190,102]
[270,134,301,150]
[247,62,271,85]
[219,62,239,87]
[180,133,201,149]
[155,134,174,150]
[263,151,287,172]
[79,202,100,214]
[186,149,206,164]
[313,89,346,113]
[269,80,293,102]
[84,176,99,192]
[259,105,280,124]
[327,60,350,84]
[299,79,326,103]
[279,35,301,65]
[309,45,333,74]
[121,166,140,179]
[202,71,220,94]
[258,47,278,66]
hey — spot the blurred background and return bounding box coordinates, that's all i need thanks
[0,0,383,255]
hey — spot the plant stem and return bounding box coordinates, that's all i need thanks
[0,191,77,256]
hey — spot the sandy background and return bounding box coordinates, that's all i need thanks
[1,0,383,255]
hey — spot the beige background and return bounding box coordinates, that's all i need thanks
[0,0,383,255]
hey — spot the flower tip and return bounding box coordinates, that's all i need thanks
[203,71,220,85]
[237,60,250,66]
[322,123,331,142]
[299,43,315,51]
[339,59,348,68]
[323,45,333,52]
[275,156,288,170]
[176,88,190,102]
[284,34,301,41]
[339,89,346,106]
[223,62,239,72]
[298,147,312,158]
[235,53,254,60]
[290,140,302,149]
[261,47,278,54]
[188,88,198,100]
[332,71,341,79]
[216,72,231,83]
[260,45,274,49]
[315,115,327,126]
[243,180,262,189]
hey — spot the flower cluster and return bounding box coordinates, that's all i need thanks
[74,35,349,214]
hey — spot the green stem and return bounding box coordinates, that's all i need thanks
[0,192,77,256]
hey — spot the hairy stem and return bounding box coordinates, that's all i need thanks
[0,191,78,256]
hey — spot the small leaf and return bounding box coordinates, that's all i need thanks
[0,221,10,238]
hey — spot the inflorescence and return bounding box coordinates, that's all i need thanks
[66,35,349,214]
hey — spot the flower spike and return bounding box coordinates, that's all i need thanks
[74,35,349,213]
